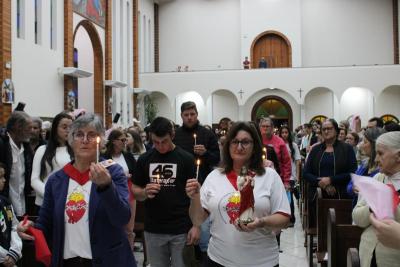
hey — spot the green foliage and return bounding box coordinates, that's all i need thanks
[144,95,158,124]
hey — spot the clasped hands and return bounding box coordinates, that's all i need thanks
[318,177,336,196]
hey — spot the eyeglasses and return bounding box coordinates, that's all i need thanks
[73,131,98,142]
[230,139,253,148]
[321,127,334,132]
[116,138,127,143]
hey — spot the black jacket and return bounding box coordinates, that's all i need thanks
[174,122,220,183]
[102,151,137,177]
[0,133,33,199]
[303,140,357,195]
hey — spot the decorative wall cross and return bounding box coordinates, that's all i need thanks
[238,89,244,99]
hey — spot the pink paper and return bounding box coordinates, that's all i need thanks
[351,173,394,219]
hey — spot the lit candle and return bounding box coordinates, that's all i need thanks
[96,136,101,163]
[193,133,197,146]
[262,154,266,161]
[263,147,267,160]
[196,159,200,180]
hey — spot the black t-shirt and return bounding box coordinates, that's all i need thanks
[132,146,195,234]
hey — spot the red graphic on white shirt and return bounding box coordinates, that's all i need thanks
[65,191,87,224]
[226,193,240,224]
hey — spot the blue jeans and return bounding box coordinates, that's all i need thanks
[144,231,187,267]
[199,217,211,252]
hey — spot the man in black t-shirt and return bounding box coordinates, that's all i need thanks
[132,117,199,267]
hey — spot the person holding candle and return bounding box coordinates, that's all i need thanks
[17,113,136,267]
[132,116,199,267]
[186,121,290,267]
[174,102,220,263]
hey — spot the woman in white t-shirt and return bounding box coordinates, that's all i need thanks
[186,121,290,267]
[31,112,73,210]
[103,129,137,252]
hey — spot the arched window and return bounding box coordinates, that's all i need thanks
[310,115,327,124]
[251,96,293,129]
[381,114,399,123]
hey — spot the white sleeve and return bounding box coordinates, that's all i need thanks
[8,208,22,262]
[31,145,47,198]
[269,170,291,216]
[200,173,215,212]
[293,142,301,161]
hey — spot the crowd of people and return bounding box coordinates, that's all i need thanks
[0,102,399,267]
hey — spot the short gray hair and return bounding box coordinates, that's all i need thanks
[6,111,31,132]
[68,113,105,146]
[376,131,400,151]
[31,117,43,129]
[259,116,274,127]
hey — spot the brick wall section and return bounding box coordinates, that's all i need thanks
[64,0,74,111]
[133,0,139,117]
[393,0,399,64]
[0,0,12,125]
[105,0,112,127]
[154,3,159,72]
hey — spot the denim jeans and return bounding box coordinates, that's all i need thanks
[199,217,211,252]
[144,231,187,267]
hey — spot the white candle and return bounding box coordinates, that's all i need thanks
[263,147,267,160]
[156,174,160,184]
[193,133,197,146]
[196,159,200,180]
[96,136,101,163]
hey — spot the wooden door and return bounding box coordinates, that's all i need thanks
[252,32,291,68]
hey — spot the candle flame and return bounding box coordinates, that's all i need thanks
[193,134,197,138]
[263,147,266,152]
[262,155,266,160]
[196,159,201,165]
[96,136,101,144]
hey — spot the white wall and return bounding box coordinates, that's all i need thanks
[240,0,302,67]
[304,87,334,121]
[158,0,241,72]
[301,0,393,67]
[12,0,64,117]
[151,92,173,122]
[139,0,154,73]
[340,87,374,124]
[211,90,239,123]
[376,86,400,119]
[75,27,94,112]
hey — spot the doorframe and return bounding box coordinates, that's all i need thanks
[251,95,293,130]
[250,30,292,68]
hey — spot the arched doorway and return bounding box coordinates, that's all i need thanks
[72,20,104,117]
[251,30,291,69]
[251,95,293,129]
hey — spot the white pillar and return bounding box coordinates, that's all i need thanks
[333,91,340,120]
[238,105,245,121]
[300,104,306,124]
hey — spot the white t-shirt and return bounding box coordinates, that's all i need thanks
[112,153,129,175]
[200,168,290,267]
[286,142,301,181]
[63,179,92,259]
[31,145,71,205]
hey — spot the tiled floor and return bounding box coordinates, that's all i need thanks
[134,202,310,267]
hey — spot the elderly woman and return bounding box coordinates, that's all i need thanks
[303,119,357,227]
[353,131,400,267]
[18,113,136,267]
[186,121,290,267]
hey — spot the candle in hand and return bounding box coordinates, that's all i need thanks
[193,133,197,146]
[196,159,200,180]
[156,174,160,184]
[263,147,267,160]
[96,136,101,163]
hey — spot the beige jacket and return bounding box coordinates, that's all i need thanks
[352,173,400,267]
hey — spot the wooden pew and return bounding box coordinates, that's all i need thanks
[327,208,363,267]
[303,181,317,267]
[347,248,360,267]
[316,189,353,266]
[134,200,148,267]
